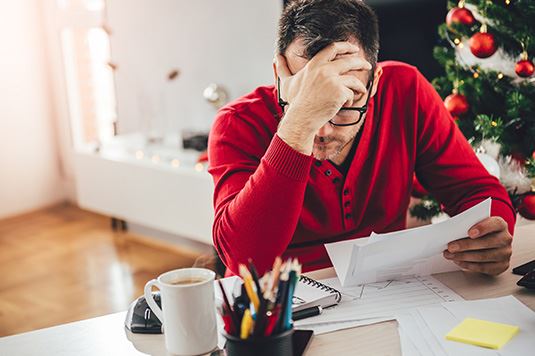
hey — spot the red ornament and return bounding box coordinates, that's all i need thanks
[519,194,535,220]
[444,93,469,116]
[446,7,475,27]
[515,59,535,78]
[469,32,497,58]
[511,151,527,165]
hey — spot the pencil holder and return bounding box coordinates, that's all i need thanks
[223,328,294,356]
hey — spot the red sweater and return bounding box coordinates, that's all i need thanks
[208,61,516,275]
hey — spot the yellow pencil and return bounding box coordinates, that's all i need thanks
[240,265,260,312]
[240,309,253,339]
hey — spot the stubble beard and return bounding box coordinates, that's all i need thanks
[313,134,355,161]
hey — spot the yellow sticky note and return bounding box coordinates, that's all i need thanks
[445,318,519,349]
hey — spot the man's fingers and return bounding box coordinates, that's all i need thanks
[454,260,509,276]
[330,56,372,74]
[275,54,292,79]
[339,75,368,96]
[341,87,355,108]
[444,246,512,263]
[312,41,360,63]
[448,232,511,253]
[468,216,508,239]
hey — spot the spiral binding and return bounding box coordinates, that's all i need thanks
[299,275,342,303]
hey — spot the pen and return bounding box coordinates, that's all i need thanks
[283,266,298,330]
[248,258,263,302]
[264,307,280,336]
[275,267,290,333]
[292,305,323,321]
[218,280,240,334]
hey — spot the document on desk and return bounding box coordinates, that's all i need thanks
[325,198,491,287]
[294,275,463,328]
[397,296,535,356]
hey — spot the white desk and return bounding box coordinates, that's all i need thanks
[1,222,534,356]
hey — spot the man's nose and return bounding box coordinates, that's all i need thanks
[317,121,334,138]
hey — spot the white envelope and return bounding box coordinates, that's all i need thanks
[325,198,491,286]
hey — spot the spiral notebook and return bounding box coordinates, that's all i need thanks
[292,275,342,312]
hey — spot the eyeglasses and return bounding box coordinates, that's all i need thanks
[277,71,374,127]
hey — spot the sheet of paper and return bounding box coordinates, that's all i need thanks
[399,296,535,356]
[398,324,423,356]
[326,198,491,286]
[416,305,499,356]
[295,275,462,326]
[411,308,449,356]
[397,311,439,356]
[296,316,394,335]
[441,296,535,356]
[214,276,241,304]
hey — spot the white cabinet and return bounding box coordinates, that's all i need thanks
[74,134,214,244]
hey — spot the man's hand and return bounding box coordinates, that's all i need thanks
[275,42,371,154]
[443,216,513,276]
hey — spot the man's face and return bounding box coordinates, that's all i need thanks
[284,38,372,161]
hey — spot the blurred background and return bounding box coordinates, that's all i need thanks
[0,0,453,337]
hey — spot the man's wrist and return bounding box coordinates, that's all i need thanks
[277,107,316,155]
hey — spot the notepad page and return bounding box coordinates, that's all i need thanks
[292,279,338,312]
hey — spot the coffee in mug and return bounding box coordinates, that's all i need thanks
[169,277,207,285]
[144,268,218,355]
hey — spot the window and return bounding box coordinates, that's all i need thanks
[55,0,116,148]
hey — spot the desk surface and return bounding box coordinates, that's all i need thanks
[1,222,534,356]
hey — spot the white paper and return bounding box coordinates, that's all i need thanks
[295,275,463,326]
[398,296,535,356]
[326,198,491,286]
[441,296,535,356]
[416,305,498,356]
[397,311,437,356]
[398,324,423,356]
[296,316,394,335]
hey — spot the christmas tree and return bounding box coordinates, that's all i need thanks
[411,0,535,221]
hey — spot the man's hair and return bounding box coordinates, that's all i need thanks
[277,0,380,68]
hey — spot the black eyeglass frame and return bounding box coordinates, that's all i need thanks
[277,71,375,127]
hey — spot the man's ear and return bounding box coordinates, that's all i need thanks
[272,58,278,86]
[370,66,383,97]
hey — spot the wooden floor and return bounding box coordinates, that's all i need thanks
[0,203,205,337]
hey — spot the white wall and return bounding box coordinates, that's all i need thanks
[0,0,66,219]
[107,0,281,134]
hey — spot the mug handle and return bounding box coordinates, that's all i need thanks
[144,279,164,323]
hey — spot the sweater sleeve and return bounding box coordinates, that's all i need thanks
[414,71,516,235]
[208,108,313,275]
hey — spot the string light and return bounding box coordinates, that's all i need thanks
[194,163,204,172]
[473,72,480,79]
[152,155,160,163]
[454,38,461,45]
[497,72,504,79]
[135,150,144,159]
[171,159,180,168]
[505,0,510,5]
[491,121,498,127]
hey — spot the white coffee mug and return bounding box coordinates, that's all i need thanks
[144,268,218,355]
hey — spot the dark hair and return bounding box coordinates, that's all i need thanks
[277,0,380,68]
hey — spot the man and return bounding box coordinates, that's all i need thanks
[208,0,514,276]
